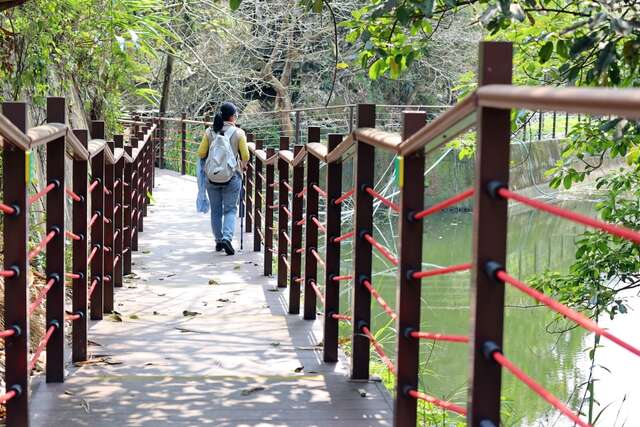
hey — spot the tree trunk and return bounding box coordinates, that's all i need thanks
[159,53,174,115]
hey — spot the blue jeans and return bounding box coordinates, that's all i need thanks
[206,173,242,243]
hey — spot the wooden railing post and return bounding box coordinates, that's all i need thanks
[253,140,264,252]
[277,137,290,288]
[72,129,89,363]
[264,147,275,276]
[181,113,187,175]
[90,121,106,320]
[3,102,29,425]
[323,133,343,363]
[394,111,427,426]
[130,136,140,251]
[468,41,513,427]
[289,144,304,315]
[159,115,165,169]
[45,97,67,382]
[245,133,254,232]
[113,135,125,289]
[123,143,134,274]
[103,139,115,314]
[303,127,321,320]
[351,104,376,380]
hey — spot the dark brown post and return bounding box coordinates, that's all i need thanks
[289,144,304,315]
[394,111,427,425]
[181,113,187,175]
[303,127,321,320]
[151,117,157,187]
[103,140,115,314]
[159,115,165,169]
[130,136,140,250]
[323,133,343,362]
[90,120,105,320]
[277,137,290,288]
[253,140,264,252]
[72,129,89,363]
[245,134,254,232]
[264,147,275,276]
[351,104,376,380]
[3,102,29,425]
[468,41,513,427]
[123,144,134,274]
[45,97,66,382]
[113,135,125,288]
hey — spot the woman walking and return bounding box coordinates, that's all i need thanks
[198,102,249,255]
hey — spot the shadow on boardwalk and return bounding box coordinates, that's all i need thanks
[31,169,392,427]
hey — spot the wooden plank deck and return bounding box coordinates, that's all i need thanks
[30,169,392,426]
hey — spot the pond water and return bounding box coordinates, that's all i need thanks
[325,149,639,426]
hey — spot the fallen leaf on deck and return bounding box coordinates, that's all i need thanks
[88,340,102,346]
[358,389,367,397]
[166,273,176,278]
[240,386,265,396]
[216,298,230,303]
[233,265,241,270]
[294,366,304,373]
[156,293,166,297]
[109,313,123,322]
[182,310,201,317]
[74,357,122,367]
[174,327,209,334]
[208,279,219,285]
[270,342,280,347]
[129,314,139,320]
[64,391,74,396]
[142,250,151,254]
[267,288,280,292]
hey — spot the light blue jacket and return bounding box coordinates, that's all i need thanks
[196,158,210,213]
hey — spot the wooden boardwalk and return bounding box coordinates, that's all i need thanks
[30,169,392,427]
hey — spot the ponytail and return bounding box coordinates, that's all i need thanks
[213,113,224,134]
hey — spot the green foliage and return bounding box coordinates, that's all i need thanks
[0,0,173,134]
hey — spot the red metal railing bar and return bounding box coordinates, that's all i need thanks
[28,277,56,316]
[282,232,291,245]
[66,273,81,280]
[363,233,399,266]
[88,212,100,228]
[407,390,467,416]
[88,179,100,193]
[88,278,98,299]
[28,229,58,261]
[332,275,353,282]
[361,325,396,374]
[311,216,326,233]
[365,186,399,212]
[0,389,18,404]
[28,182,58,206]
[283,206,293,218]
[491,350,590,427]
[496,270,640,357]
[282,256,291,270]
[65,230,82,241]
[410,331,469,343]
[282,181,293,192]
[310,280,325,306]
[113,255,120,267]
[0,328,17,339]
[412,263,472,280]
[331,313,352,321]
[0,269,17,278]
[269,204,279,210]
[334,188,354,205]
[332,231,354,243]
[497,187,640,244]
[295,247,304,254]
[310,248,326,268]
[87,246,99,265]
[0,203,16,215]
[296,218,305,226]
[114,205,120,216]
[29,323,57,371]
[362,279,397,320]
[413,188,474,220]
[65,188,82,202]
[65,313,82,321]
[296,188,307,198]
[311,184,328,198]
[294,277,305,283]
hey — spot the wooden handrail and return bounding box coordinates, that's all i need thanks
[26,124,67,149]
[65,129,90,160]
[477,84,640,119]
[398,94,476,156]
[254,149,267,162]
[292,147,307,166]
[278,150,294,164]
[306,143,327,162]
[354,128,402,152]
[325,133,354,163]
